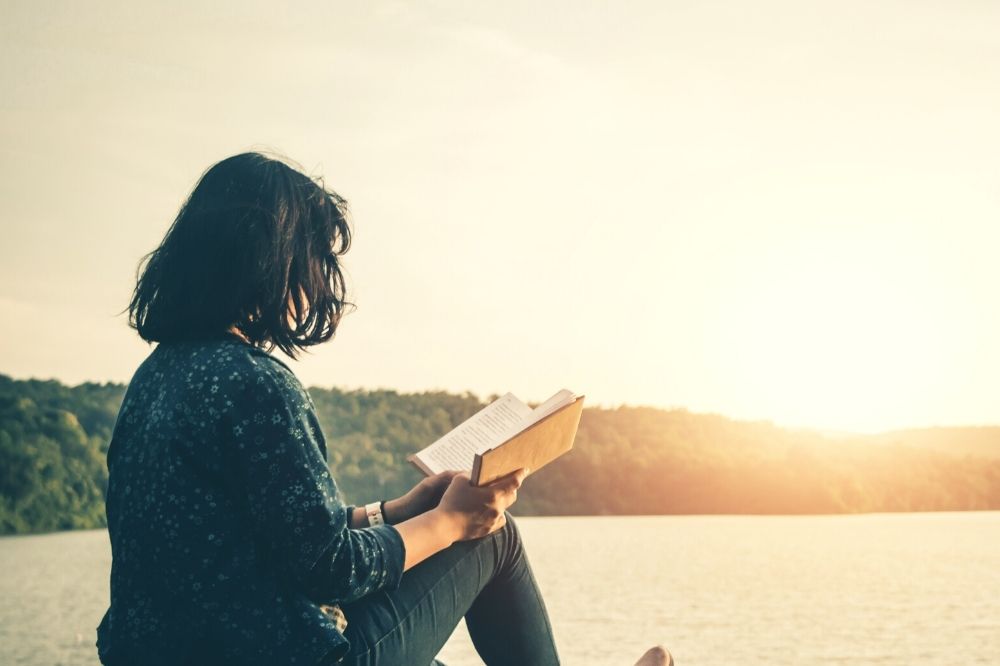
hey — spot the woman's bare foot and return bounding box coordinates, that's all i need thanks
[634,644,673,666]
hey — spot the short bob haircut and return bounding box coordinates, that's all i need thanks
[127,151,354,358]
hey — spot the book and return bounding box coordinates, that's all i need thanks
[407,389,585,486]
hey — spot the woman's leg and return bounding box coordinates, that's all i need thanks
[337,510,560,666]
[462,513,559,665]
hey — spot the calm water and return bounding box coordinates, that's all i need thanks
[1,513,998,665]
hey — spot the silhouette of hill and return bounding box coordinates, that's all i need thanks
[863,426,1000,459]
[1,373,998,534]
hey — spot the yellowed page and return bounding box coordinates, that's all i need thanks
[473,395,585,486]
[411,392,532,475]
[500,388,576,441]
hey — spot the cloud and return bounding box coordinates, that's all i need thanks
[374,1,574,80]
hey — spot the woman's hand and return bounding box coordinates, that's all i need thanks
[435,468,529,541]
[391,467,530,571]
[384,470,463,524]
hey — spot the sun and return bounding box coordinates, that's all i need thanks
[701,224,961,433]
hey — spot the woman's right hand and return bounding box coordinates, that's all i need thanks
[436,468,529,541]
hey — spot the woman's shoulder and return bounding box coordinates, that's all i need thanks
[136,337,308,407]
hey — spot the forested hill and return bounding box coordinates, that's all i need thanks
[2,373,999,535]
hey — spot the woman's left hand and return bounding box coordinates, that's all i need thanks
[384,470,463,524]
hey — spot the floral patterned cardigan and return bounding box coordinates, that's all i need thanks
[97,335,405,665]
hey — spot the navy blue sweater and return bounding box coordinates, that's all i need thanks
[97,336,406,665]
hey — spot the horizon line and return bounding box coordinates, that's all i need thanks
[4,368,1000,437]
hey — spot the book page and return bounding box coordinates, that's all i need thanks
[413,392,532,474]
[472,392,584,486]
[526,389,577,423]
[496,389,577,443]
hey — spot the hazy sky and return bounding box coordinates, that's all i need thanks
[2,0,999,433]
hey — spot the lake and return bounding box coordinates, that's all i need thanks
[1,513,998,665]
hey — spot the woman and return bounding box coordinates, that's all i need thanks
[96,152,671,666]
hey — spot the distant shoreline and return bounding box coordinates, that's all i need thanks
[6,508,1000,540]
[3,373,999,536]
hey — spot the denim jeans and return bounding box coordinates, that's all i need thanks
[334,510,560,666]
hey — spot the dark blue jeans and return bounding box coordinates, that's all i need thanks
[335,510,560,665]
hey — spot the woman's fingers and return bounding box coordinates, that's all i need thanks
[487,467,529,490]
[487,468,526,509]
[505,468,528,502]
[442,467,528,539]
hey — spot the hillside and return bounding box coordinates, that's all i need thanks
[1,373,998,534]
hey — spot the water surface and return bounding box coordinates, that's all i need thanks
[1,513,997,665]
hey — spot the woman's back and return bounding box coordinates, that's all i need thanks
[97,336,360,665]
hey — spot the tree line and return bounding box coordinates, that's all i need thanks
[1,373,998,534]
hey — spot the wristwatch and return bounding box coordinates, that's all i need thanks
[365,501,386,526]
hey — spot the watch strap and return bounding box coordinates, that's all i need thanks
[365,501,385,526]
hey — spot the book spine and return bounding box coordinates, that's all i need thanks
[471,453,484,487]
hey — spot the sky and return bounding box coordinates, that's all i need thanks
[1,0,998,434]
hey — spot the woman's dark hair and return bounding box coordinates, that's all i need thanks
[127,151,354,358]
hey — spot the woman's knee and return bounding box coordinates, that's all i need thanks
[501,509,520,536]
[498,510,526,552]
[454,510,524,561]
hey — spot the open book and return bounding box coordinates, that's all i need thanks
[407,389,585,486]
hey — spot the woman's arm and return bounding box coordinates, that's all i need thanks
[345,497,409,528]
[347,494,428,529]
[392,508,464,570]
[347,470,526,570]
[232,357,524,595]
[394,469,526,570]
[230,362,409,604]
[346,471,459,528]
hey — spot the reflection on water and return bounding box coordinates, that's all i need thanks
[1,513,998,665]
